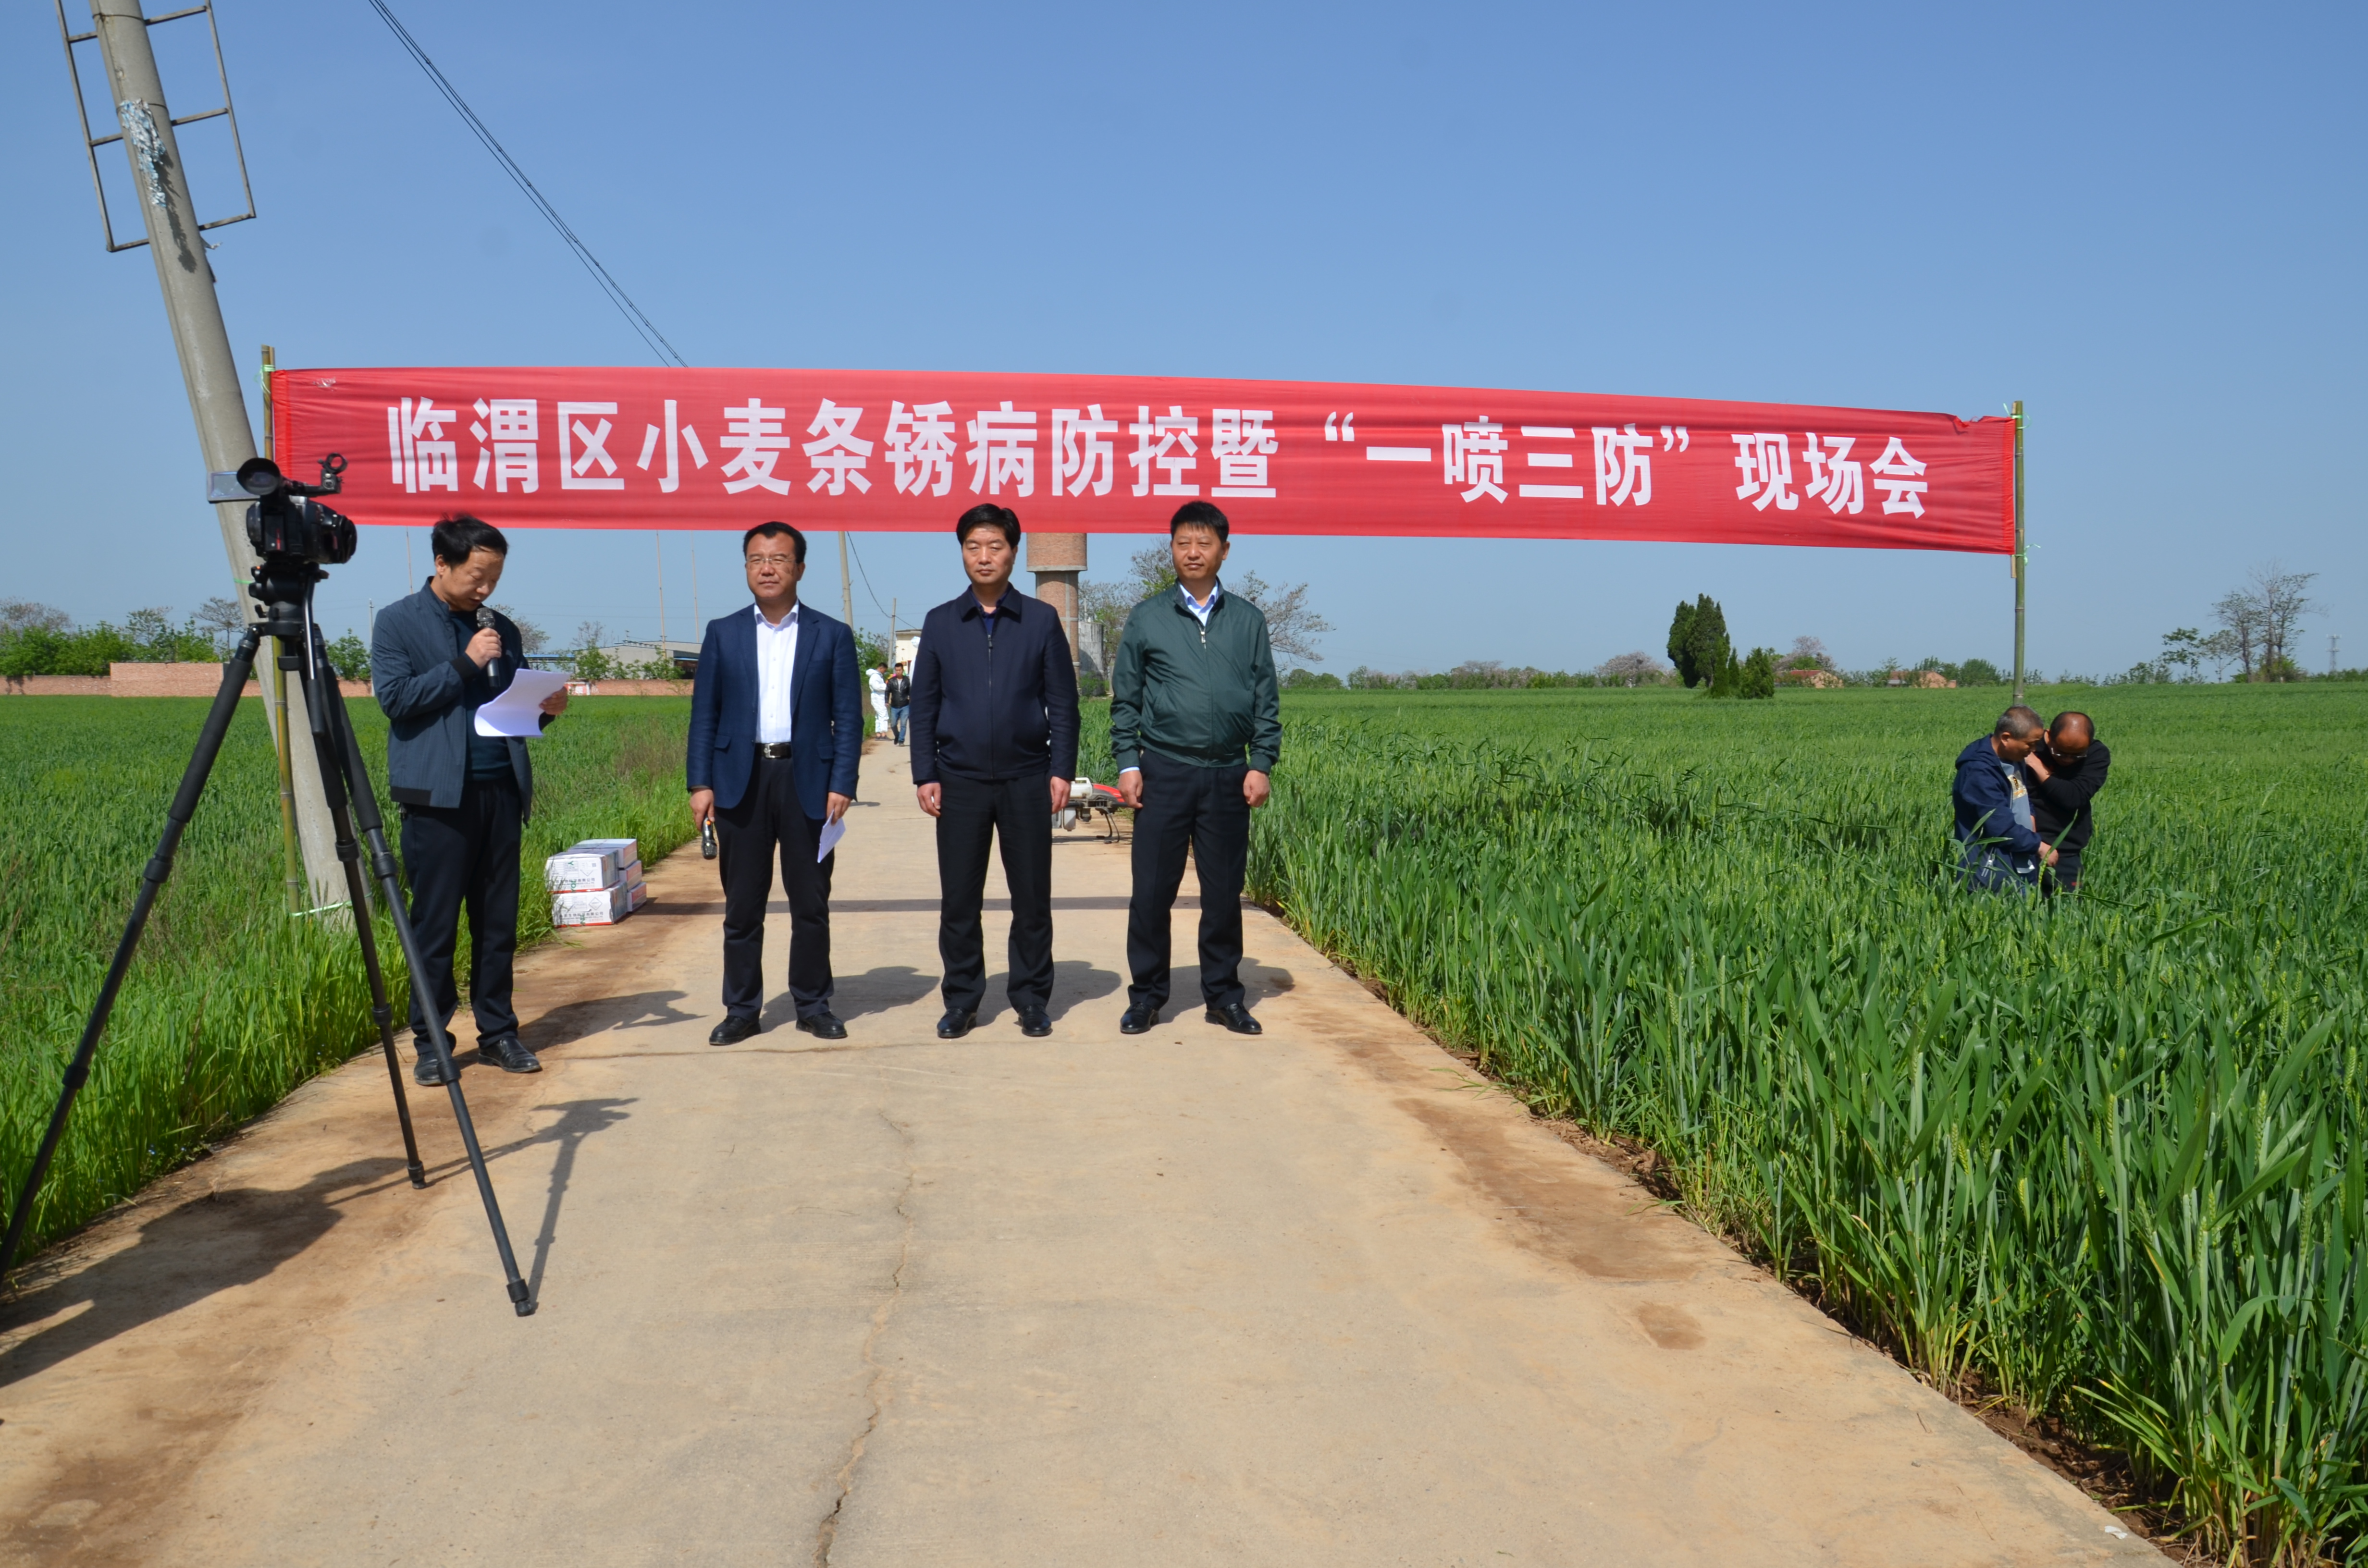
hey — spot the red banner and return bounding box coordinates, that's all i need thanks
[272,367,2014,554]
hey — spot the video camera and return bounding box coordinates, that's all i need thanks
[208,453,356,565]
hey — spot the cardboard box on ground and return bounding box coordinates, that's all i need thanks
[547,838,649,927]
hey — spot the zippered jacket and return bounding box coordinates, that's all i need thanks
[908,588,1079,784]
[2026,738,2110,856]
[1108,584,1281,774]
[1952,735,2041,859]
[370,579,536,815]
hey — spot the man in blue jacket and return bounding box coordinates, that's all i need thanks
[370,515,567,1084]
[1952,705,2059,894]
[688,522,863,1043]
[908,504,1080,1040]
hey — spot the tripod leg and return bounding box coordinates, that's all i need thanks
[309,625,534,1316]
[0,629,266,1283]
[287,642,425,1188]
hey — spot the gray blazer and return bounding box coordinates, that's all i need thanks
[370,580,536,816]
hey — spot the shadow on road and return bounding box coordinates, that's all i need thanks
[523,990,700,1052]
[523,1097,636,1305]
[0,1157,401,1389]
[769,965,940,1028]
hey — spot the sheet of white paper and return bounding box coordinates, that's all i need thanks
[472,669,570,737]
[816,813,848,862]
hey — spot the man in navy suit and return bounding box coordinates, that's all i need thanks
[687,522,863,1042]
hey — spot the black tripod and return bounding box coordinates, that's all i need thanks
[0,558,534,1315]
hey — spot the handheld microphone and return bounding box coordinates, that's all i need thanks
[475,606,501,681]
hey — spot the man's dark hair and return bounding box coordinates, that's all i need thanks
[1995,705,2045,740]
[956,504,1020,548]
[742,520,807,563]
[431,515,508,566]
[1170,500,1230,541]
[2051,710,2094,741]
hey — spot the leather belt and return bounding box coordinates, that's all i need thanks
[757,741,793,759]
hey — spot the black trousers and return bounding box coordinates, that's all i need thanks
[716,753,835,1020]
[398,774,523,1046]
[2043,848,2084,896]
[936,771,1053,1015]
[1126,750,1249,1013]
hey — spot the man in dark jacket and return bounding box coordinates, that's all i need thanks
[884,662,912,745]
[909,504,1081,1039]
[688,522,864,1043]
[2024,710,2109,894]
[1110,501,1282,1036]
[370,515,566,1083]
[1951,705,2057,894]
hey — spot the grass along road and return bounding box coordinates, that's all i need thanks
[1213,684,2368,1565]
[0,696,697,1262]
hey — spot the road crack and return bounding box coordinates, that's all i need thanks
[814,1107,917,1567]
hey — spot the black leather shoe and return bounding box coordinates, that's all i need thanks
[709,1014,760,1046]
[1016,1006,1052,1038]
[1205,1003,1263,1036]
[936,1009,976,1039]
[1119,1006,1159,1035]
[796,1010,848,1040]
[479,1034,543,1072]
[413,1053,454,1087]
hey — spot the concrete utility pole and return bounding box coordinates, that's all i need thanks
[86,0,344,904]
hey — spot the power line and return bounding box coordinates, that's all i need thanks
[362,0,687,368]
[845,533,894,622]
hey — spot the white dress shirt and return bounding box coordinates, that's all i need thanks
[754,601,800,744]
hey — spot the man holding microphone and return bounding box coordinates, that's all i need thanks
[908,504,1080,1039]
[370,515,566,1084]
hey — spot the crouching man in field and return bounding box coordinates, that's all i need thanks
[1951,706,2057,894]
[2022,711,2109,895]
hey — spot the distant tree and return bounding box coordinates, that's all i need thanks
[1667,595,1728,687]
[2159,626,2221,681]
[1956,657,2005,686]
[1129,542,1178,597]
[324,630,371,682]
[0,600,70,636]
[1595,650,1667,688]
[195,595,246,654]
[2249,564,2317,681]
[2212,587,2266,681]
[490,603,548,654]
[1094,549,1331,665]
[1738,646,1778,699]
[118,608,217,662]
[1232,571,1332,663]
[1281,668,1345,690]
[1700,642,1776,699]
[570,621,614,682]
[1783,634,1835,672]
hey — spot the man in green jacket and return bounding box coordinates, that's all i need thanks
[1110,501,1282,1036]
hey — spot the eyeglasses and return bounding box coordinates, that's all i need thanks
[744,553,797,567]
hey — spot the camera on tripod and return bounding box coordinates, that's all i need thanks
[208,453,356,564]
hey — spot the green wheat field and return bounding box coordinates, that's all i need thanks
[6,684,2365,1560]
[0,696,696,1262]
[1224,684,2368,1563]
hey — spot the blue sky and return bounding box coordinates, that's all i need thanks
[3,1,2360,677]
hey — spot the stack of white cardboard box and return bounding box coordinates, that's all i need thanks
[546,838,650,926]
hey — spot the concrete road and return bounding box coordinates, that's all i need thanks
[0,742,2154,1566]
